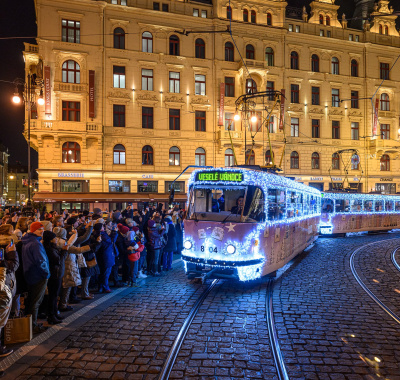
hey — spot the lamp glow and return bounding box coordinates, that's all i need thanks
[226,244,236,254]
[250,115,257,123]
[183,240,192,250]
[234,114,241,121]
[12,94,21,104]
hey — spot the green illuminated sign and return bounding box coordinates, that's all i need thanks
[196,171,243,182]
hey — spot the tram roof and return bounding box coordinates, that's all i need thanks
[322,191,400,200]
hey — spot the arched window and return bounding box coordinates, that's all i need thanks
[351,59,358,77]
[265,150,274,165]
[195,147,206,166]
[326,16,330,26]
[311,152,320,169]
[113,144,126,165]
[332,153,340,170]
[380,93,390,111]
[169,146,180,166]
[385,26,389,35]
[114,28,125,49]
[243,9,248,22]
[311,54,319,72]
[251,10,256,24]
[265,47,274,66]
[62,60,80,84]
[62,142,80,163]
[245,149,255,165]
[246,44,255,60]
[290,151,299,169]
[331,57,339,75]
[225,42,234,62]
[246,78,257,94]
[142,145,153,165]
[290,51,299,70]
[142,32,153,53]
[266,13,272,26]
[195,38,205,59]
[380,154,390,171]
[379,24,383,34]
[226,6,232,20]
[351,154,360,170]
[319,14,324,24]
[169,35,180,56]
[225,149,234,167]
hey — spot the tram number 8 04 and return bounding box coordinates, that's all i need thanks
[200,246,218,253]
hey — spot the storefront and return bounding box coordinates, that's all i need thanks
[375,177,396,194]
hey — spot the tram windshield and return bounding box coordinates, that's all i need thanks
[188,185,265,222]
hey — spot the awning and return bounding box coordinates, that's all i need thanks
[33,192,187,203]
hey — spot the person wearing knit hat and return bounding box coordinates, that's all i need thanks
[30,221,45,233]
[93,208,102,216]
[82,210,89,217]
[125,231,144,286]
[131,226,139,234]
[117,224,129,235]
[66,217,77,226]
[41,220,53,232]
[43,231,56,244]
[93,223,104,232]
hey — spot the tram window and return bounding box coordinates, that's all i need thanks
[364,200,373,212]
[395,201,400,211]
[267,189,285,220]
[303,194,309,215]
[350,199,363,212]
[385,200,394,211]
[335,199,348,213]
[243,186,265,222]
[375,200,384,212]
[322,198,334,213]
[310,195,317,214]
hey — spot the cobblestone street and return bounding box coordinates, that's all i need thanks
[3,233,400,379]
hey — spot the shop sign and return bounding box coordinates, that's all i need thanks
[142,174,154,178]
[331,177,342,181]
[58,173,84,178]
[295,177,302,181]
[310,177,323,181]
[380,177,393,182]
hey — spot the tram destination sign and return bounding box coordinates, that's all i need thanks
[196,171,243,183]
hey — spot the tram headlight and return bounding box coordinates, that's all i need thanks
[183,240,192,250]
[226,244,236,254]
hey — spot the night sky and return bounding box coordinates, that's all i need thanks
[0,0,399,167]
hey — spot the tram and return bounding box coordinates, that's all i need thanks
[182,167,321,281]
[320,192,400,235]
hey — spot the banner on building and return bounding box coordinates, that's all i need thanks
[279,89,285,130]
[373,97,379,137]
[89,70,95,119]
[44,66,51,115]
[218,83,224,126]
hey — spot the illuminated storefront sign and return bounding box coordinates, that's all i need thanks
[58,173,84,178]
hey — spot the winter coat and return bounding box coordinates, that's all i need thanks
[21,233,50,286]
[0,248,19,297]
[126,238,144,262]
[95,230,118,270]
[164,221,177,252]
[81,238,101,278]
[62,253,81,288]
[43,242,67,280]
[15,240,27,294]
[175,221,183,252]
[147,224,164,250]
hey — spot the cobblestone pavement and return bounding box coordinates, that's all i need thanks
[6,233,400,380]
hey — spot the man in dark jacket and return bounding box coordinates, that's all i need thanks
[147,219,165,276]
[21,222,50,333]
[162,215,177,271]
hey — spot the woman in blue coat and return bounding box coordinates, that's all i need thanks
[162,215,176,271]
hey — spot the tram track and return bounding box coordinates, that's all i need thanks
[391,246,400,272]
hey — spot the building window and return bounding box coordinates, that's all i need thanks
[111,0,127,4]
[53,180,88,193]
[62,101,80,121]
[311,86,320,105]
[113,66,125,88]
[225,112,234,130]
[226,6,232,20]
[62,142,81,163]
[114,27,125,49]
[142,32,153,53]
[195,147,206,166]
[351,154,360,170]
[351,90,359,108]
[195,111,206,131]
[332,153,340,170]
[380,62,390,80]
[380,93,390,111]
[319,14,324,24]
[193,8,199,17]
[246,44,255,60]
[380,154,390,171]
[290,51,299,70]
[265,47,274,66]
[355,35,359,42]
[320,30,324,37]
[249,112,261,132]
[311,54,319,72]
[267,116,274,133]
[265,150,273,165]
[246,79,257,94]
[165,181,185,192]
[379,24,383,34]
[225,42,234,61]
[267,13,272,26]
[331,57,339,75]
[250,10,256,24]
[311,152,320,169]
[153,2,159,10]
[349,34,353,41]
[138,180,157,192]
[326,16,330,26]
[169,35,180,55]
[332,120,340,139]
[142,107,153,129]
[291,84,299,103]
[351,122,359,140]
[113,104,125,127]
[162,3,169,12]
[62,60,80,83]
[169,109,180,130]
[245,149,255,165]
[195,38,205,59]
[142,69,153,91]
[62,19,80,43]
[385,26,389,35]
[243,9,248,22]
[291,117,299,137]
[201,10,207,18]
[225,148,234,166]
[288,24,293,32]
[109,180,130,193]
[195,74,206,95]
[312,119,320,138]
[290,151,299,169]
[267,81,274,100]
[142,145,154,165]
[169,72,180,93]
[332,88,340,107]
[295,25,300,33]
[225,77,235,97]
[327,31,331,37]
[113,144,126,165]
[351,59,358,77]
[169,146,180,166]
[381,124,390,140]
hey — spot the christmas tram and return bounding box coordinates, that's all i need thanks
[182,168,321,281]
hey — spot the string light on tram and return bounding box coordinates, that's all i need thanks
[183,240,193,250]
[226,244,236,254]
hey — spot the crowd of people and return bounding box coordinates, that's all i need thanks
[0,204,185,360]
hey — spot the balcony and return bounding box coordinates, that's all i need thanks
[368,138,400,154]
[27,120,102,134]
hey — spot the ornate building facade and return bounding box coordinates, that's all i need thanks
[27,0,400,211]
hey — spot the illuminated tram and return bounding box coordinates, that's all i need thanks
[182,167,321,281]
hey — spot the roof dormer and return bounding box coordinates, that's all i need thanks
[308,0,342,28]
[370,0,399,37]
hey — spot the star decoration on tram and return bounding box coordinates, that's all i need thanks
[225,223,237,232]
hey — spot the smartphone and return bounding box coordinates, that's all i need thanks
[64,241,68,246]
[0,249,4,261]
[10,239,14,247]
